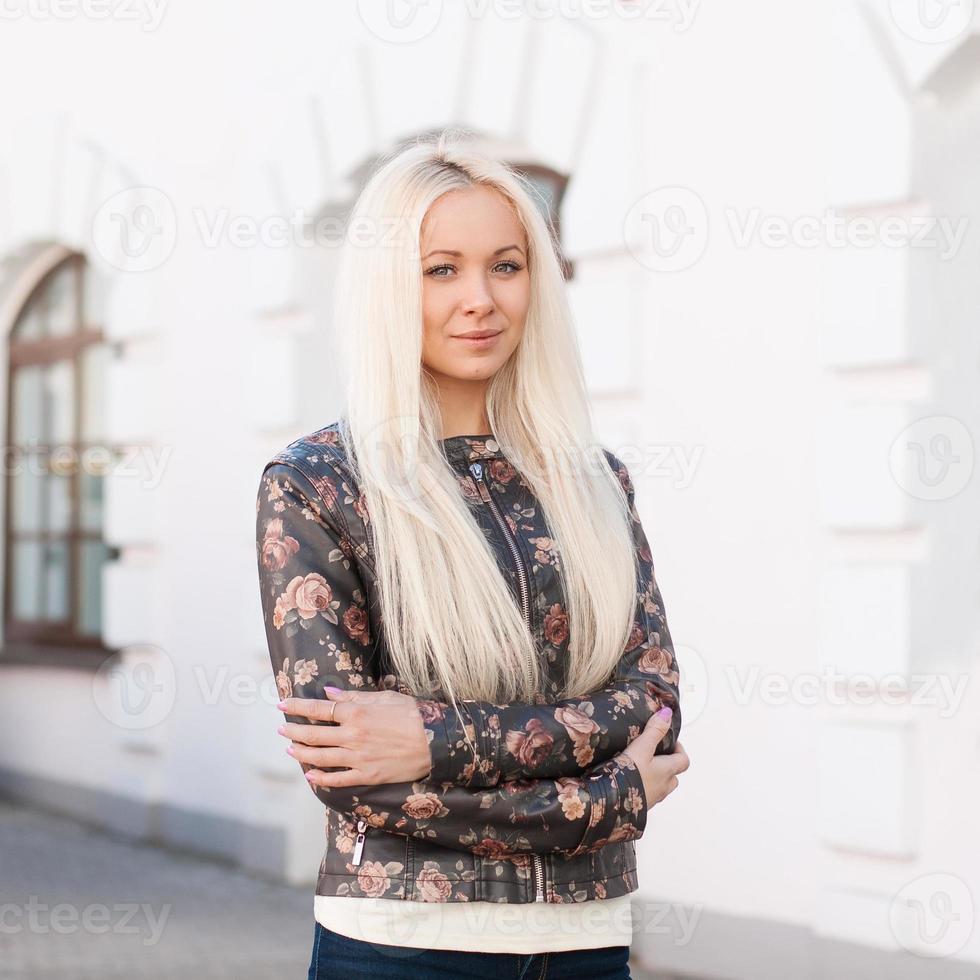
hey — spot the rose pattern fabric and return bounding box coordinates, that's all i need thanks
[255,422,682,904]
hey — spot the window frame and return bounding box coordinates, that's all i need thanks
[1,248,117,667]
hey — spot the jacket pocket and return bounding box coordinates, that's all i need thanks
[318,812,408,899]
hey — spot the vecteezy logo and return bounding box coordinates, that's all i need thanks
[889,415,974,502]
[92,643,177,731]
[356,0,443,43]
[890,873,974,958]
[887,0,974,43]
[91,186,177,272]
[624,186,709,272]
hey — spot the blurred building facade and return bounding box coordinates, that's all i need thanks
[0,3,978,977]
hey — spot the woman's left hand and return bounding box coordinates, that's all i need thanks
[277,687,433,788]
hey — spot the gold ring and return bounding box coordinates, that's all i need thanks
[327,700,336,722]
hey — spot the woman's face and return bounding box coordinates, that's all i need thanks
[419,185,529,386]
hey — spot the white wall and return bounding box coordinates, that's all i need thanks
[0,1,976,973]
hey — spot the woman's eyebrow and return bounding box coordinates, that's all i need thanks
[421,244,525,260]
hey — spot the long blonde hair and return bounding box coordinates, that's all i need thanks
[333,129,639,713]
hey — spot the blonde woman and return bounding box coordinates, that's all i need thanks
[255,130,689,979]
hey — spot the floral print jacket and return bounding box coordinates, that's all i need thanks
[255,422,682,905]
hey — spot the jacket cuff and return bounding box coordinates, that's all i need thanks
[573,751,648,854]
[612,750,649,837]
[416,698,499,787]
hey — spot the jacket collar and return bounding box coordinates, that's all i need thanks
[438,433,506,466]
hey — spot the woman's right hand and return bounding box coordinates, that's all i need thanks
[621,707,689,810]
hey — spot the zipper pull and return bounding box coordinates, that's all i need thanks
[469,462,493,505]
[351,819,367,866]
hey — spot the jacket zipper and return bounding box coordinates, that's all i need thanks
[468,460,547,903]
[468,462,532,681]
[352,818,367,865]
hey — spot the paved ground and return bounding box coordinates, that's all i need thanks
[0,797,681,980]
[0,797,313,979]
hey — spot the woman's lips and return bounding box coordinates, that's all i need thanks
[453,332,501,348]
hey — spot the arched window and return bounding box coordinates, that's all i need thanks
[2,246,113,661]
[507,161,573,280]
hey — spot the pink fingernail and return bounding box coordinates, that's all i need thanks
[655,706,673,720]
[324,686,341,694]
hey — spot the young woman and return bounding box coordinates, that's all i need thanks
[255,130,689,979]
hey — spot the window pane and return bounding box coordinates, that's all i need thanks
[13,292,45,341]
[77,540,107,635]
[10,539,69,621]
[10,467,43,532]
[10,470,71,534]
[79,471,103,533]
[47,475,72,533]
[12,365,44,444]
[45,360,74,446]
[10,540,42,619]
[80,343,109,442]
[10,449,77,534]
[43,540,70,619]
[43,262,78,337]
[12,362,74,448]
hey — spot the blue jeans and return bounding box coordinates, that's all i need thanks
[308,920,632,979]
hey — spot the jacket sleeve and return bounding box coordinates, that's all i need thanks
[425,451,682,788]
[256,459,647,859]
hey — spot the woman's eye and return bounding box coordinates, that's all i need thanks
[425,264,454,277]
[424,261,524,278]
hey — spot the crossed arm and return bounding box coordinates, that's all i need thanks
[423,449,681,788]
[255,458,678,858]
